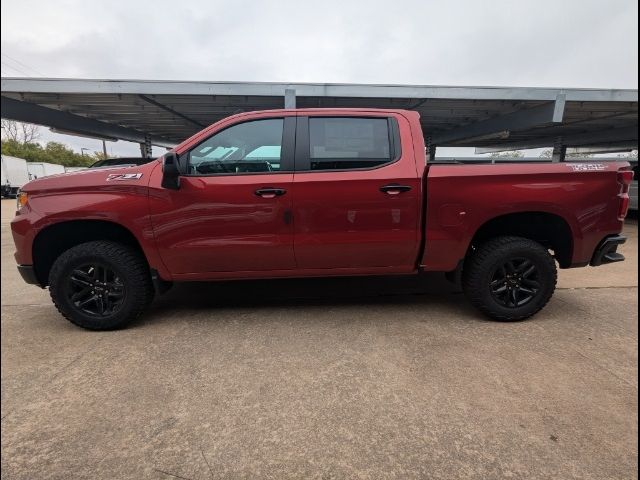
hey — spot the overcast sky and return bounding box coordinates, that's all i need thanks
[1,0,638,157]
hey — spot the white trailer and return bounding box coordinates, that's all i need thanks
[1,155,30,198]
[27,162,66,180]
[64,166,88,173]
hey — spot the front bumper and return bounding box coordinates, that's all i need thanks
[17,265,40,286]
[590,235,626,267]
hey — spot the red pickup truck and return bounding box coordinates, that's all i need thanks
[11,109,633,330]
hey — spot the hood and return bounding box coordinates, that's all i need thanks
[21,160,160,194]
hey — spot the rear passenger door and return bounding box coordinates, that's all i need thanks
[292,114,422,271]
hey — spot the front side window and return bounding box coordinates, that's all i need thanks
[187,119,284,174]
[309,117,392,170]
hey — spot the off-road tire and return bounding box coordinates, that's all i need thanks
[49,241,154,330]
[462,236,557,321]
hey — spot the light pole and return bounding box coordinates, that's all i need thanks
[80,148,90,156]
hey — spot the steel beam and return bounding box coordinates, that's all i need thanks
[2,78,637,102]
[551,138,566,162]
[425,136,436,161]
[138,94,206,128]
[1,96,176,147]
[284,88,296,109]
[139,135,153,158]
[431,94,566,145]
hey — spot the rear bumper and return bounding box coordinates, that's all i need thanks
[17,265,40,286]
[590,235,626,266]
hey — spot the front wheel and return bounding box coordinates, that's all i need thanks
[49,241,154,330]
[463,236,557,321]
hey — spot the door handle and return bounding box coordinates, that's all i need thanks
[380,184,412,195]
[255,188,286,199]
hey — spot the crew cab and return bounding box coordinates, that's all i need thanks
[11,109,634,330]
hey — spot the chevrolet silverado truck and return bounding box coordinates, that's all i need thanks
[11,109,634,330]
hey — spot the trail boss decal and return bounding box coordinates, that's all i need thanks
[106,173,143,181]
[566,163,606,172]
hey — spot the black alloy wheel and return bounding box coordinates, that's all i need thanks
[489,257,540,308]
[67,263,126,316]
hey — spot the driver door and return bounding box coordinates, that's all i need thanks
[149,116,297,276]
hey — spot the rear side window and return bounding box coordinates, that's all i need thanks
[308,117,395,170]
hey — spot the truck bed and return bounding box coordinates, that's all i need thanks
[422,161,629,271]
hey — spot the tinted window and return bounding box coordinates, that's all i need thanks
[188,119,283,174]
[309,117,392,170]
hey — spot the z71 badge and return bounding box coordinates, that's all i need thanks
[106,173,143,181]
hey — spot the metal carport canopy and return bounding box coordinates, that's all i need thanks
[1,77,637,151]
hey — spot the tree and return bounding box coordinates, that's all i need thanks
[1,119,40,144]
[0,139,94,167]
[489,150,524,158]
[92,151,109,161]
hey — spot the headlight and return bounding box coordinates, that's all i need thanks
[17,191,28,210]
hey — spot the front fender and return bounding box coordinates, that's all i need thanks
[10,161,172,280]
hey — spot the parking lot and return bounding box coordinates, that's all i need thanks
[1,198,637,479]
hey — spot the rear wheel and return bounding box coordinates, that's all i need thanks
[463,236,557,321]
[49,241,154,330]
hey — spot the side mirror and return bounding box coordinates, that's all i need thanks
[161,152,181,190]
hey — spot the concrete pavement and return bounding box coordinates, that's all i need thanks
[1,199,637,479]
